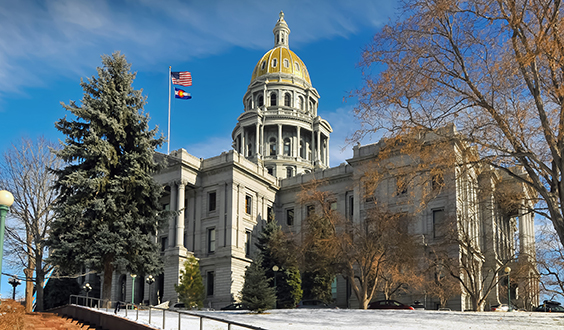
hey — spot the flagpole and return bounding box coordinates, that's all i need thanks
[167,66,171,155]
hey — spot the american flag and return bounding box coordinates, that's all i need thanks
[171,71,192,86]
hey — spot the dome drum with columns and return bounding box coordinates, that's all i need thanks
[232,11,332,179]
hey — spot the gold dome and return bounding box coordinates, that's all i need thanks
[250,46,311,86]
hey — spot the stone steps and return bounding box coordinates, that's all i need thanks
[23,312,101,330]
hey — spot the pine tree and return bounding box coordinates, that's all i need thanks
[47,52,165,305]
[241,256,276,313]
[174,256,205,309]
[256,219,302,308]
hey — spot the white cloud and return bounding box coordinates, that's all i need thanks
[0,0,397,97]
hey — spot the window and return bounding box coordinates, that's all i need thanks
[270,93,277,106]
[267,207,274,222]
[396,177,408,196]
[284,58,290,68]
[269,137,277,156]
[284,93,291,106]
[161,236,168,251]
[286,167,293,178]
[207,271,214,296]
[286,208,294,226]
[272,58,277,68]
[261,61,266,70]
[348,195,354,220]
[247,143,253,157]
[257,95,263,107]
[208,192,216,212]
[284,138,291,156]
[433,209,445,239]
[267,167,274,175]
[295,62,300,71]
[432,173,444,191]
[245,231,252,257]
[208,228,216,253]
[300,140,305,158]
[245,195,252,215]
[298,96,304,110]
[307,205,315,217]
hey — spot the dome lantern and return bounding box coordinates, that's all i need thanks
[273,11,290,48]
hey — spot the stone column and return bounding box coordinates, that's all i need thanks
[278,124,283,156]
[168,182,177,248]
[241,128,246,156]
[255,124,260,156]
[296,126,301,158]
[316,131,321,164]
[175,181,186,248]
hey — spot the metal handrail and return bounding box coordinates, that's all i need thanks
[68,295,267,330]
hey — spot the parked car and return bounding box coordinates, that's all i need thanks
[535,300,564,312]
[169,302,187,310]
[491,304,518,312]
[220,303,249,310]
[410,301,425,310]
[368,300,414,310]
[296,300,331,309]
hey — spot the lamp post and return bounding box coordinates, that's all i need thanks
[0,190,15,299]
[8,277,21,300]
[146,275,155,305]
[505,266,512,312]
[272,265,279,309]
[83,283,92,307]
[131,274,137,306]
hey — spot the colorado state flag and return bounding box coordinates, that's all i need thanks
[174,87,192,100]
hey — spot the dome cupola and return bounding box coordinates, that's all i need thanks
[232,12,332,179]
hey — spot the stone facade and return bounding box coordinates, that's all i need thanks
[102,12,538,311]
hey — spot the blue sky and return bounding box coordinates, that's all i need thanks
[0,0,398,299]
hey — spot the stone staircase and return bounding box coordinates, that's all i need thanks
[23,312,102,330]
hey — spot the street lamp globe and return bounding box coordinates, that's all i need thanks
[505,266,511,274]
[0,190,14,207]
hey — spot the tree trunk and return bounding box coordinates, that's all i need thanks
[102,260,114,308]
[35,251,45,311]
[24,268,34,312]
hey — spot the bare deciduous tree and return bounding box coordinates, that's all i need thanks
[0,137,62,311]
[354,0,564,247]
[297,179,419,309]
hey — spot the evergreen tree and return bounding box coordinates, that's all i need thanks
[241,255,276,313]
[43,277,81,310]
[47,52,165,305]
[256,219,302,308]
[174,256,205,309]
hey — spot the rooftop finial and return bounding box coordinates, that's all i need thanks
[279,11,284,20]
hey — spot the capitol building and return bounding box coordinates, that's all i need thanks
[89,13,538,311]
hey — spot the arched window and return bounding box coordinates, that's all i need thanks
[269,137,277,156]
[286,167,293,178]
[298,96,304,110]
[247,143,253,157]
[257,95,263,107]
[295,62,300,71]
[261,61,266,70]
[284,138,291,156]
[284,58,290,68]
[284,93,291,107]
[300,140,305,159]
[270,93,277,106]
[272,58,277,68]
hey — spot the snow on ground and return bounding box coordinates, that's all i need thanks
[100,307,564,330]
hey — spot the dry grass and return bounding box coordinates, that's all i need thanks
[0,299,25,330]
